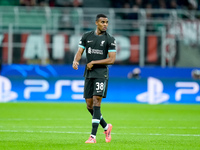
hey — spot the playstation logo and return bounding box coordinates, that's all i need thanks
[0,76,18,102]
[136,77,169,104]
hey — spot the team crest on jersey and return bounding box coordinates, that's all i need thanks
[100,41,105,46]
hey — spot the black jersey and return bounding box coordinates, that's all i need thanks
[79,31,116,79]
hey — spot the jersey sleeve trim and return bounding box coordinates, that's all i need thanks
[79,45,85,49]
[108,49,116,52]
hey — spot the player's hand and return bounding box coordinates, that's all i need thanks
[87,62,94,70]
[72,61,79,70]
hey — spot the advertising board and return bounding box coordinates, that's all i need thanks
[1,65,200,104]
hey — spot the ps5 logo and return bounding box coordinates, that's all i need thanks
[24,79,84,100]
[0,76,18,102]
[136,77,170,104]
[175,82,200,101]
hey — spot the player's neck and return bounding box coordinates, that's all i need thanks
[95,29,105,35]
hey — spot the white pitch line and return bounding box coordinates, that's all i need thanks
[0,130,90,134]
[0,126,91,129]
[0,118,200,122]
[0,126,199,130]
[0,130,200,137]
[0,118,86,121]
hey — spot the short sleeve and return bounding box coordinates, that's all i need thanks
[108,37,116,52]
[79,33,86,49]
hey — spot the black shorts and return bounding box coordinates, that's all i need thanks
[84,78,108,99]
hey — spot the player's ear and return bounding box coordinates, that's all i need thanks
[95,21,98,26]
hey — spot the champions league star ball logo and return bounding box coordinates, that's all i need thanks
[0,76,18,102]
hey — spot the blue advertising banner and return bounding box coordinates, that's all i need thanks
[1,64,195,78]
[0,65,200,104]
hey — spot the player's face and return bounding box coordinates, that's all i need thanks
[96,17,108,32]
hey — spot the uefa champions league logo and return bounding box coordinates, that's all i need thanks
[0,76,18,102]
[136,77,170,104]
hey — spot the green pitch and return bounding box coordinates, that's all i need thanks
[0,103,200,150]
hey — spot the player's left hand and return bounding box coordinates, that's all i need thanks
[87,62,94,70]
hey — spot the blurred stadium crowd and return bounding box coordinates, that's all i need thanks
[0,0,199,10]
[113,0,198,10]
[0,0,83,7]
[0,0,199,67]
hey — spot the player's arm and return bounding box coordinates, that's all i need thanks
[72,47,84,70]
[87,51,116,70]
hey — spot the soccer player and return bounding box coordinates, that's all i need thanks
[72,14,116,143]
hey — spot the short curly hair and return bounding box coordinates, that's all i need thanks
[96,14,107,21]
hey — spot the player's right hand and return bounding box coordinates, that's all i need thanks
[72,61,79,70]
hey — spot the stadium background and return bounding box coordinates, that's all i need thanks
[0,0,200,104]
[0,1,200,150]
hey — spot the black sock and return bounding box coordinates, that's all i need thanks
[87,109,93,115]
[88,108,107,129]
[91,106,101,136]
